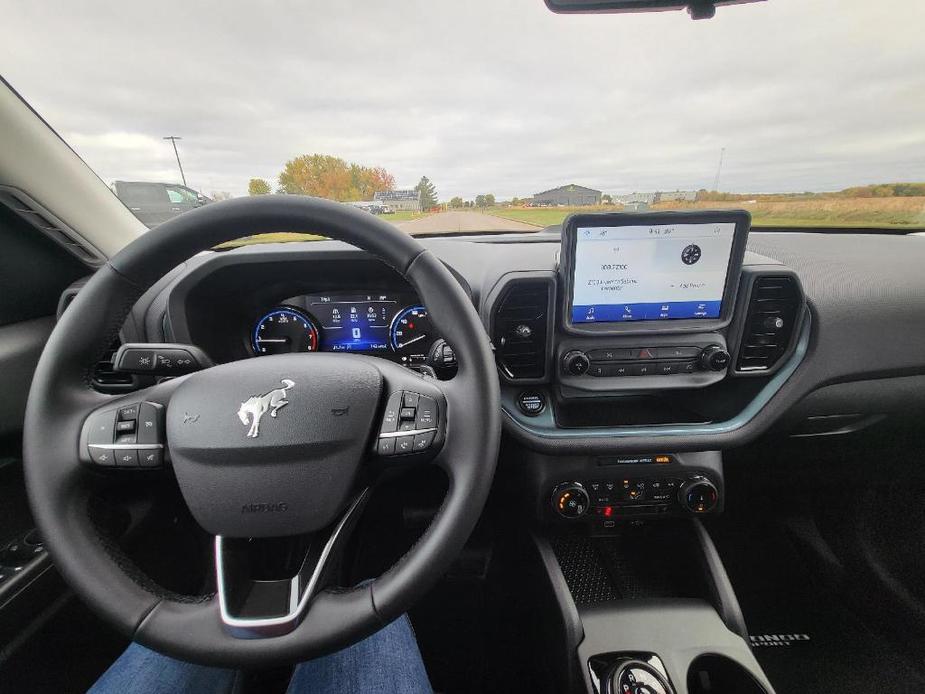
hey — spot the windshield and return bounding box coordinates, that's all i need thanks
[3,0,924,238]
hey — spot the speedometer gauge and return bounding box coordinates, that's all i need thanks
[252,307,319,355]
[390,305,433,356]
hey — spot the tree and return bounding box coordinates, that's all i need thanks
[415,176,438,210]
[248,179,271,196]
[511,197,521,207]
[485,193,495,207]
[475,194,486,208]
[602,194,613,204]
[277,154,395,201]
[450,196,464,208]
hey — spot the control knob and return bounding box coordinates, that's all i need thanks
[679,476,719,514]
[562,350,590,376]
[699,344,730,372]
[551,482,589,519]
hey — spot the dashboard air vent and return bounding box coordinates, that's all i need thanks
[0,186,105,266]
[493,280,550,380]
[92,338,135,392]
[736,275,801,372]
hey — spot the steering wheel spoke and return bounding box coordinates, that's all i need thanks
[367,361,448,464]
[216,488,370,638]
[78,377,185,472]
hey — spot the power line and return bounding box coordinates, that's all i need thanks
[163,136,187,186]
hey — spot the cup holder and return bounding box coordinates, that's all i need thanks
[687,654,770,694]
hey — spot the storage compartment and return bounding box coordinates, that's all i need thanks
[550,521,712,606]
[688,654,770,694]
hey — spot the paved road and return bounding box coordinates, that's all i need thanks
[395,211,540,235]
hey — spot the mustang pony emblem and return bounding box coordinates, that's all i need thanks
[237,379,295,438]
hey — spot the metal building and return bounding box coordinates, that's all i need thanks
[532,184,602,207]
[374,189,422,212]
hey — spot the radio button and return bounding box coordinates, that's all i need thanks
[656,346,701,359]
[587,348,632,362]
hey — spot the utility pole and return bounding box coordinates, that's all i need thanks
[163,136,187,186]
[712,147,725,192]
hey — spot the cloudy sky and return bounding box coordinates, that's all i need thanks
[1,0,922,200]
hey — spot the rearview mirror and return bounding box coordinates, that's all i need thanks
[544,0,764,20]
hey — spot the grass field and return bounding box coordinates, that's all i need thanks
[487,197,925,229]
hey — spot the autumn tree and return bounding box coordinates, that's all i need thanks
[248,179,271,195]
[415,176,438,210]
[277,154,395,201]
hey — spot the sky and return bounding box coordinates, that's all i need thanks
[1,0,923,200]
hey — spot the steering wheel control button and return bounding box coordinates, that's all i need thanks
[379,392,402,433]
[87,409,117,445]
[89,447,116,466]
[136,402,164,445]
[517,391,546,416]
[395,435,414,454]
[402,392,420,408]
[115,450,139,467]
[377,437,396,456]
[118,404,139,421]
[412,431,436,451]
[139,450,163,467]
[115,420,136,434]
[414,396,437,429]
[399,407,416,420]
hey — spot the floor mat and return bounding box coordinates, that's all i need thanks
[709,517,925,694]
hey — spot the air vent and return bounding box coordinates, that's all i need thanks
[492,279,551,380]
[92,338,136,392]
[0,186,105,265]
[736,275,801,372]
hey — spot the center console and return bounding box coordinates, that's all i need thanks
[487,211,804,693]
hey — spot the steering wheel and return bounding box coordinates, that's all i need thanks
[22,196,501,667]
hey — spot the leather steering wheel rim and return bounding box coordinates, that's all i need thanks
[22,195,501,667]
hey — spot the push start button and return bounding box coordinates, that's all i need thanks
[517,391,546,416]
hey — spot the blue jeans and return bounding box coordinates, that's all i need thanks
[88,614,433,694]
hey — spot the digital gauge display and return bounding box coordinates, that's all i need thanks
[250,293,446,367]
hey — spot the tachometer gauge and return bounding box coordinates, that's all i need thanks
[390,305,433,357]
[252,307,319,355]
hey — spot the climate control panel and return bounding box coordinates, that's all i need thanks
[561,344,729,379]
[550,472,720,527]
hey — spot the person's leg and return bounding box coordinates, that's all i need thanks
[88,641,238,694]
[287,614,433,694]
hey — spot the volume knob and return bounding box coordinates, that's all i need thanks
[562,350,590,376]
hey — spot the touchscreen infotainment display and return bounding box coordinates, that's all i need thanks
[570,222,737,323]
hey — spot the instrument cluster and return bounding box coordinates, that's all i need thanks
[250,292,455,374]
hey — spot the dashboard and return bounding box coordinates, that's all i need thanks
[117,221,925,458]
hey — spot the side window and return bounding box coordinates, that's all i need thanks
[119,183,169,206]
[166,186,199,204]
